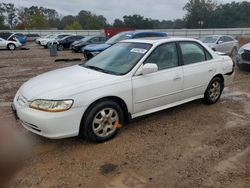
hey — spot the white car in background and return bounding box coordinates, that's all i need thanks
[39,33,72,48]
[12,38,234,142]
[35,34,53,44]
[0,37,22,50]
[199,35,238,56]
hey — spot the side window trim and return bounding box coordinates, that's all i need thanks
[177,41,213,66]
[143,42,180,70]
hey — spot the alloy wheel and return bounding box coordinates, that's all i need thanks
[92,108,119,138]
[208,81,221,102]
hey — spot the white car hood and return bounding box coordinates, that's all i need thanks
[242,43,250,51]
[19,65,117,100]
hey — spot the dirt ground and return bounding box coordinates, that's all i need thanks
[0,43,249,188]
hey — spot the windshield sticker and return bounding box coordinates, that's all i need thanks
[130,48,147,54]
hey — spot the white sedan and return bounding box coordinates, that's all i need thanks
[0,37,22,50]
[13,38,234,142]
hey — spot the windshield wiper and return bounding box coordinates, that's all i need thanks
[84,65,119,75]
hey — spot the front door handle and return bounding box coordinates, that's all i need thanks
[173,76,181,81]
[208,69,214,73]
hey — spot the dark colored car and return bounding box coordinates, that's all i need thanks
[236,43,250,71]
[26,33,40,41]
[83,31,167,60]
[0,32,11,39]
[0,32,18,42]
[55,35,85,51]
[70,36,108,53]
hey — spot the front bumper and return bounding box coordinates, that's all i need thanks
[13,93,86,139]
[236,53,250,71]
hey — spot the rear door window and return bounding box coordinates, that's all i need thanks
[179,42,210,65]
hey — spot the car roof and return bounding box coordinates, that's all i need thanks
[119,30,167,36]
[122,37,200,45]
[200,35,220,38]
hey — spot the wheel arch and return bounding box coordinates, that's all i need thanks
[213,74,224,85]
[79,96,130,136]
[7,42,16,48]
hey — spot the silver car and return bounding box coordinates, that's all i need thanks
[236,43,250,71]
[199,35,238,56]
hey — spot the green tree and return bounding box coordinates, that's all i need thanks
[76,10,108,29]
[210,1,250,28]
[113,19,124,27]
[30,11,49,29]
[65,21,82,30]
[3,3,17,29]
[183,0,217,28]
[59,15,76,29]
[0,3,6,29]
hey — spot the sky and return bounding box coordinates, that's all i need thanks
[0,0,245,23]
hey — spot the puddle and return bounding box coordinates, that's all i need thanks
[16,67,32,73]
[226,119,249,128]
[225,111,249,128]
[244,103,250,114]
[214,147,249,174]
[106,172,146,188]
[227,112,246,119]
[221,91,250,100]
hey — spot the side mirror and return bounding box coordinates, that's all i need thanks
[141,63,158,75]
[217,40,223,44]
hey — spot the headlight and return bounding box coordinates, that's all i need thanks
[29,99,73,112]
[238,48,244,54]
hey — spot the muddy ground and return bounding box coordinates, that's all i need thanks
[0,43,249,188]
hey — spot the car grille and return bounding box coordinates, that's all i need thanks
[17,94,28,107]
[242,50,250,61]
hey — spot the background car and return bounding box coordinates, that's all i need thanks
[26,33,40,42]
[236,42,250,71]
[0,32,27,45]
[82,31,167,60]
[50,35,85,51]
[71,36,108,53]
[0,37,22,50]
[35,34,52,44]
[40,34,72,48]
[198,35,238,56]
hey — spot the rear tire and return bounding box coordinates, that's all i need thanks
[81,100,124,142]
[231,47,238,57]
[203,77,224,105]
[7,43,16,50]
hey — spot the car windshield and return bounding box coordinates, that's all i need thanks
[81,42,152,75]
[106,32,133,45]
[80,36,94,42]
[56,35,69,40]
[59,36,71,40]
[199,36,218,43]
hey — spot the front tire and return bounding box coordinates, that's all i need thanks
[81,101,124,142]
[7,43,16,50]
[58,44,64,51]
[203,77,224,104]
